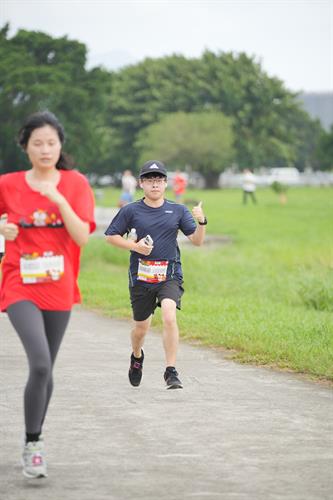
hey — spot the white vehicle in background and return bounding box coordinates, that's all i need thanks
[268,167,300,185]
[219,167,333,188]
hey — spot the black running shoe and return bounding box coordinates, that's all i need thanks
[164,366,183,389]
[128,350,144,387]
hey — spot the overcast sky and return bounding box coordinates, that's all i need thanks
[2,0,332,92]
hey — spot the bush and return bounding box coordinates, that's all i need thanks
[271,181,288,194]
[297,272,333,312]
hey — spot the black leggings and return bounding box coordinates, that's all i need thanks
[7,300,71,434]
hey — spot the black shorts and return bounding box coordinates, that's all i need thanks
[129,280,184,322]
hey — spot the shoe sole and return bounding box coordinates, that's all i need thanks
[129,381,141,387]
[166,384,183,390]
[128,371,142,387]
[23,469,48,479]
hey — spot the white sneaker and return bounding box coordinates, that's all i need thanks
[22,438,48,478]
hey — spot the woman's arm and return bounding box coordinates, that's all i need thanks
[33,181,90,247]
[57,197,90,247]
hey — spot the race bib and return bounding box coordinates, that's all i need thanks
[20,252,64,284]
[137,259,168,283]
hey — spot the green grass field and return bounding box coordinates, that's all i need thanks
[79,186,333,381]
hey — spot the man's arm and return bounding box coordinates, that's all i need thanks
[105,234,153,256]
[187,224,206,247]
[187,201,206,247]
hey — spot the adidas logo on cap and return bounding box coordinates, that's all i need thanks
[139,160,167,177]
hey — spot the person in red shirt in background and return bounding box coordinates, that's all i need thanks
[172,169,187,203]
[0,111,95,479]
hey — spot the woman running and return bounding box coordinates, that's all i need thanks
[0,111,95,478]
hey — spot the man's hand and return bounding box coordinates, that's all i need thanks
[192,201,205,223]
[135,237,154,256]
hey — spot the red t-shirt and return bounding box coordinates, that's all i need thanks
[0,170,96,311]
[173,174,187,195]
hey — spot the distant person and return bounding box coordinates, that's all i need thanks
[0,111,95,479]
[119,169,137,207]
[242,169,257,204]
[172,169,187,203]
[105,160,206,390]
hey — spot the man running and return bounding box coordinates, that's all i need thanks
[105,160,206,389]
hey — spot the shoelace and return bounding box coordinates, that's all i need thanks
[166,368,178,376]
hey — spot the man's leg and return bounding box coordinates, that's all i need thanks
[160,298,179,367]
[131,316,151,358]
[160,298,183,389]
[128,284,155,387]
[128,317,151,387]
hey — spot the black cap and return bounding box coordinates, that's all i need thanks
[139,160,167,178]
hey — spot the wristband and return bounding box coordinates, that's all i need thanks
[198,217,207,226]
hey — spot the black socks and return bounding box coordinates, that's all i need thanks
[26,432,41,443]
[132,350,144,362]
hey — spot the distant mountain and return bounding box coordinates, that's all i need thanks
[298,92,333,130]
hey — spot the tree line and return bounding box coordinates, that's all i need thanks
[1,24,332,186]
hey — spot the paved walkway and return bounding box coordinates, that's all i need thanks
[1,308,332,500]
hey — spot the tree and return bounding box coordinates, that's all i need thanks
[198,51,323,169]
[314,125,333,171]
[0,25,112,174]
[135,111,235,187]
[1,26,326,179]
[271,181,288,205]
[107,55,202,170]
[109,50,324,173]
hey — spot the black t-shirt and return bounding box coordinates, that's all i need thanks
[104,198,196,286]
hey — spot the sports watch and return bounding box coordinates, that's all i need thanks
[198,217,207,225]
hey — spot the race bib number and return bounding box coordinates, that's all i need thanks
[20,252,64,284]
[137,259,168,283]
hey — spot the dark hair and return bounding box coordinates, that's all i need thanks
[18,111,72,170]
[141,172,167,179]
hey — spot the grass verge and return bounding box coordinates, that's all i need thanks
[80,186,333,382]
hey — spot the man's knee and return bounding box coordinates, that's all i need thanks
[133,318,151,337]
[161,300,177,327]
[163,314,177,330]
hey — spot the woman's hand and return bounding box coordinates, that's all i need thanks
[30,181,66,206]
[0,222,19,241]
[28,180,89,247]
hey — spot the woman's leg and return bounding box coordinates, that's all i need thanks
[7,301,70,436]
[7,301,52,436]
[40,309,71,426]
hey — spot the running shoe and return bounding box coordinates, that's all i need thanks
[164,367,183,389]
[128,350,144,386]
[22,438,48,479]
